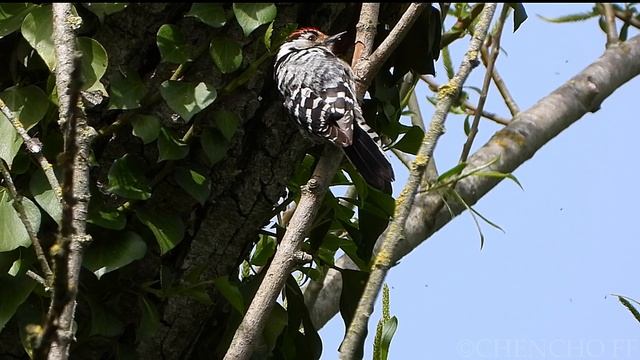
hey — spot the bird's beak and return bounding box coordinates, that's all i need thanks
[323,31,348,46]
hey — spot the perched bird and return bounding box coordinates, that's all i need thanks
[274,27,395,192]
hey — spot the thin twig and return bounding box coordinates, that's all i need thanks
[26,270,48,288]
[96,62,188,139]
[0,100,63,203]
[407,81,427,130]
[339,4,497,359]
[459,4,509,163]
[421,75,510,125]
[614,9,640,29]
[407,79,440,185]
[601,3,619,47]
[35,4,93,360]
[391,148,413,169]
[462,97,510,125]
[0,160,53,285]
[224,4,425,360]
[353,3,429,96]
[478,47,520,116]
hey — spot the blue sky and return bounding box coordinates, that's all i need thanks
[319,4,640,359]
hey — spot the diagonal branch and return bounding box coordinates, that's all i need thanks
[479,47,520,116]
[421,75,511,125]
[459,4,510,163]
[614,8,640,29]
[224,4,427,360]
[307,32,640,333]
[0,100,63,203]
[353,3,429,96]
[0,160,53,286]
[338,4,497,358]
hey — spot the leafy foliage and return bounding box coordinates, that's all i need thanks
[616,295,640,324]
[0,2,537,359]
[232,3,276,37]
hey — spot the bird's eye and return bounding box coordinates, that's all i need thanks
[307,33,317,41]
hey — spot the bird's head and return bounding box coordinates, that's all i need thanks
[282,27,347,53]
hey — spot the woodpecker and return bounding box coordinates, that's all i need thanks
[274,27,395,192]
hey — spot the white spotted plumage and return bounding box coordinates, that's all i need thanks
[274,27,395,191]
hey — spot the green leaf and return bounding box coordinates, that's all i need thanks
[0,273,36,331]
[86,294,125,337]
[156,24,192,64]
[463,115,471,136]
[299,266,322,282]
[0,85,49,166]
[214,110,240,141]
[392,125,424,155]
[284,276,323,359]
[160,80,217,121]
[82,3,127,22]
[108,70,146,110]
[21,5,55,70]
[537,11,598,23]
[507,3,528,32]
[264,21,274,51]
[131,114,160,144]
[29,168,62,226]
[78,37,108,94]
[616,295,640,324]
[264,22,297,53]
[87,201,126,230]
[464,86,482,95]
[137,296,161,340]
[469,206,505,234]
[209,36,243,74]
[0,188,41,252]
[0,3,35,38]
[263,304,288,352]
[157,127,189,162]
[83,231,147,279]
[214,276,245,314]
[136,207,185,255]
[200,128,230,165]
[8,257,23,276]
[173,167,210,205]
[442,46,454,80]
[232,3,276,37]
[250,235,276,266]
[107,154,152,200]
[619,21,630,42]
[448,189,486,249]
[379,316,398,360]
[186,3,226,28]
[437,162,468,183]
[339,269,369,358]
[473,171,524,190]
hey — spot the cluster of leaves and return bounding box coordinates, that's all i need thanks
[0,2,297,357]
[0,2,420,358]
[0,2,533,359]
[539,3,639,42]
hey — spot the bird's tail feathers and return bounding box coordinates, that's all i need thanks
[343,125,394,193]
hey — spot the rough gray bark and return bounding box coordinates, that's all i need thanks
[307,33,640,330]
[83,3,356,359]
